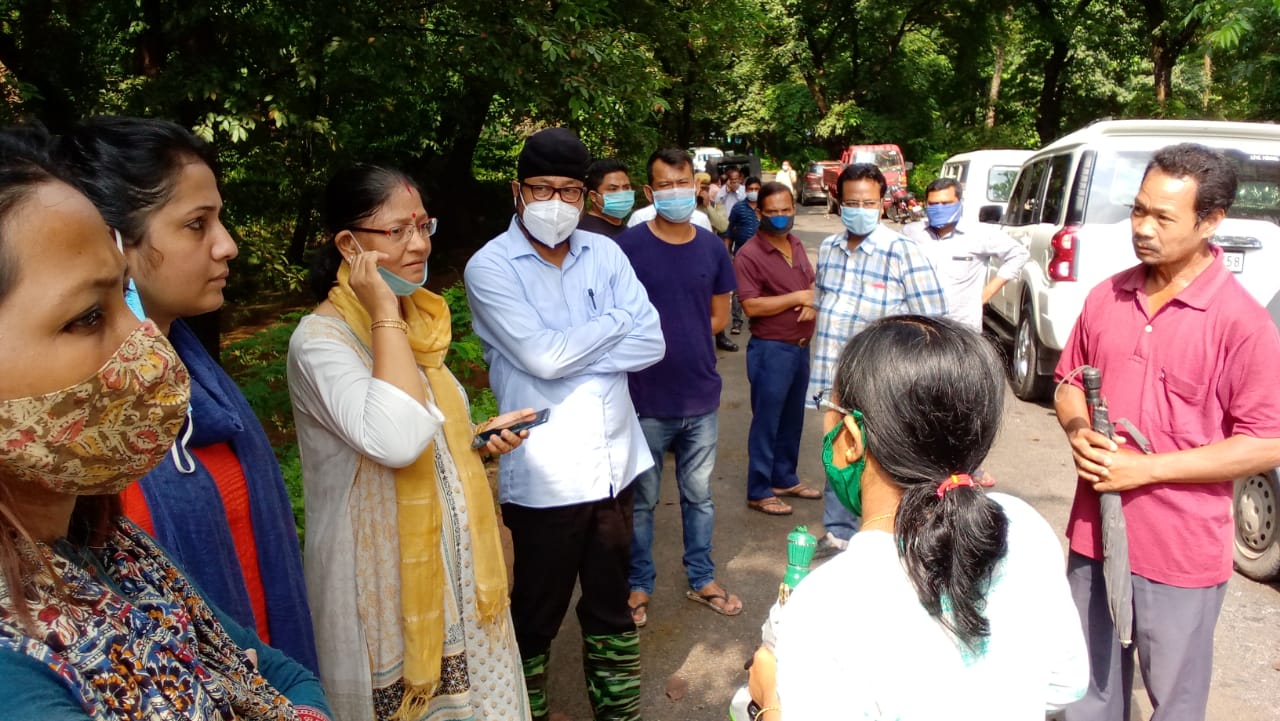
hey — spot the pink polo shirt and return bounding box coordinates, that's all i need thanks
[1055,246,1280,587]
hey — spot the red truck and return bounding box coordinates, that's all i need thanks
[821,143,910,214]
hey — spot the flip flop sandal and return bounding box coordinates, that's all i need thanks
[685,589,743,617]
[747,497,793,515]
[772,484,821,500]
[630,601,648,628]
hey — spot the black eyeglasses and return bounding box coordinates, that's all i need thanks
[522,182,585,203]
[348,217,438,244]
[840,199,881,209]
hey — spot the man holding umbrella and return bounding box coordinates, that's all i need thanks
[1054,143,1280,721]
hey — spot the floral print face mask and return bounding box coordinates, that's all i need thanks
[0,320,190,495]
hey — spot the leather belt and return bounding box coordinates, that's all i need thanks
[761,336,810,348]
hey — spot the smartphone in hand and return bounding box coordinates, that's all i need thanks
[471,408,550,449]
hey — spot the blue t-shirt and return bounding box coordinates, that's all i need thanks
[616,223,737,418]
[727,201,760,251]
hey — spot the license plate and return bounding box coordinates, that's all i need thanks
[1223,251,1244,273]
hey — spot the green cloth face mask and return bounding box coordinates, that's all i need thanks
[822,408,867,517]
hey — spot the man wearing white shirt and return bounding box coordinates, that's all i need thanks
[901,177,1029,331]
[465,128,665,721]
[714,166,746,215]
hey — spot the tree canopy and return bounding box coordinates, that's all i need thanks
[1,0,1273,293]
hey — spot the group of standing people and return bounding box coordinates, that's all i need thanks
[1,112,1277,721]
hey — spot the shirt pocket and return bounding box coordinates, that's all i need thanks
[1157,367,1210,441]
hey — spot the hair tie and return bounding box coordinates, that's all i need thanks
[936,473,976,498]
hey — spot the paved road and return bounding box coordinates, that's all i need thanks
[537,205,1280,720]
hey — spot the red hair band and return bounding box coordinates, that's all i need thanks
[936,473,976,498]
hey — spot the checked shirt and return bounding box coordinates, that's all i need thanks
[805,224,947,407]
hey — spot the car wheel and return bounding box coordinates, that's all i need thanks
[1011,300,1053,401]
[1234,471,1280,581]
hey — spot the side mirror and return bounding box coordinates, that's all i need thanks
[978,205,1004,223]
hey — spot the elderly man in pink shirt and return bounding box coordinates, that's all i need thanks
[1054,143,1280,721]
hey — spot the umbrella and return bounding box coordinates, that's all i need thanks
[1083,367,1133,648]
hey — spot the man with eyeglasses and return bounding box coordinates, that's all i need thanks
[615,147,741,628]
[901,177,1028,331]
[464,127,664,721]
[806,163,947,557]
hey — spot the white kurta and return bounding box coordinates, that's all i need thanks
[774,493,1088,720]
[287,313,528,721]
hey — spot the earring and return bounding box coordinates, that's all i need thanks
[844,447,855,462]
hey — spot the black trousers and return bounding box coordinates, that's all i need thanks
[503,483,637,658]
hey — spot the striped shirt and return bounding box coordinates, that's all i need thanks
[805,225,947,407]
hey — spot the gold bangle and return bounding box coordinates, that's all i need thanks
[753,705,780,721]
[370,319,408,333]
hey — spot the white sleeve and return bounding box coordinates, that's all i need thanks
[999,495,1090,711]
[288,332,443,469]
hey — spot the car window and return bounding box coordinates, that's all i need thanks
[1040,155,1074,225]
[986,166,1019,202]
[1005,159,1049,226]
[1082,149,1280,225]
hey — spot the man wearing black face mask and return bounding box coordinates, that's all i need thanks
[464,127,665,721]
[734,182,822,517]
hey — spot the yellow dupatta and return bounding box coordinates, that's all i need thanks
[328,264,508,718]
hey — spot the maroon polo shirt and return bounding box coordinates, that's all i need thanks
[734,231,816,344]
[1055,245,1280,587]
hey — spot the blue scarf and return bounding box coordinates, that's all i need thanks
[135,319,319,674]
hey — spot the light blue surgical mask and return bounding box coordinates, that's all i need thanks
[841,206,880,237]
[600,190,635,219]
[652,187,697,223]
[926,201,963,229]
[746,191,759,202]
[351,239,428,296]
[124,279,146,320]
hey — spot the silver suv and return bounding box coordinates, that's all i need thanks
[983,119,1280,581]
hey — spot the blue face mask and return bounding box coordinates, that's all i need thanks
[351,239,428,296]
[766,214,795,234]
[746,191,759,202]
[600,191,635,219]
[926,201,963,229]
[840,206,880,237]
[652,187,697,223]
[123,278,146,320]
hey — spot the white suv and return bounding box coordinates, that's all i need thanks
[983,119,1280,580]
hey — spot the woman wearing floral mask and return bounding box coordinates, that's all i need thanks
[0,128,330,720]
[55,117,318,672]
[290,164,533,721]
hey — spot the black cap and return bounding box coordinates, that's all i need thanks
[517,128,589,182]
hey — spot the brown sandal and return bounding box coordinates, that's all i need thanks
[772,484,822,500]
[747,496,793,516]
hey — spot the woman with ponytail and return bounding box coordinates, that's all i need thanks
[748,316,1087,720]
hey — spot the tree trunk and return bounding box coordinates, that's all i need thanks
[1153,42,1170,112]
[1036,41,1070,144]
[987,6,1014,128]
[1202,53,1211,111]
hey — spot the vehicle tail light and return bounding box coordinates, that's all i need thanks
[1049,226,1079,281]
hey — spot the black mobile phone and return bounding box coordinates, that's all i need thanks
[471,408,550,449]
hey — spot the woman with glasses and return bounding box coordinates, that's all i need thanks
[55,116,319,672]
[289,163,534,721]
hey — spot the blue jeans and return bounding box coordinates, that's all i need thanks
[822,479,860,541]
[629,412,718,594]
[745,337,810,501]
